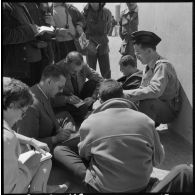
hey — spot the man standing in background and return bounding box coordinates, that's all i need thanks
[119,3,138,66]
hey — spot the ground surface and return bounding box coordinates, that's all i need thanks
[48,36,193,193]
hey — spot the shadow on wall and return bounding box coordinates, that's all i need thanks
[168,85,192,145]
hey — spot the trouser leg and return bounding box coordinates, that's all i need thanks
[29,159,52,193]
[86,54,98,71]
[98,53,111,79]
[64,40,77,56]
[53,145,87,185]
[29,60,43,87]
[138,99,176,124]
[151,164,193,192]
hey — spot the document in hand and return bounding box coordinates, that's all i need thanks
[73,100,85,108]
[19,150,52,164]
[35,26,55,37]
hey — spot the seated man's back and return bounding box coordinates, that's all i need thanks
[78,98,164,192]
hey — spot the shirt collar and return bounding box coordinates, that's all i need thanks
[37,84,49,100]
[147,54,161,71]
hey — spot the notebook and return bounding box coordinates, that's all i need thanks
[19,150,52,164]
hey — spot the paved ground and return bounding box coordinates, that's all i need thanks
[48,36,193,193]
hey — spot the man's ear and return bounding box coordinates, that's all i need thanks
[45,78,51,85]
[148,48,153,54]
[9,102,15,109]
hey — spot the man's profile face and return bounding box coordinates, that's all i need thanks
[49,75,66,98]
[68,62,83,76]
[120,64,133,76]
[134,44,150,65]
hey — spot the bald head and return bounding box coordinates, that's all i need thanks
[65,51,83,66]
[65,51,84,75]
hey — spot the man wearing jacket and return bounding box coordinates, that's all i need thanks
[3,2,44,86]
[124,31,181,127]
[82,3,112,79]
[51,3,85,62]
[53,51,103,126]
[54,79,165,193]
[15,65,75,151]
[117,55,142,90]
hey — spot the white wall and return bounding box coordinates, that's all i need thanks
[138,3,192,144]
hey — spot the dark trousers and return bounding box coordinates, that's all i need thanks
[86,53,111,79]
[20,60,43,87]
[54,144,98,193]
[53,40,77,63]
[151,164,193,192]
[138,99,178,124]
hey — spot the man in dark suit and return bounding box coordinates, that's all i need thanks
[117,55,142,90]
[53,51,104,126]
[15,65,75,151]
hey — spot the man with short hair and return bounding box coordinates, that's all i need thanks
[54,79,165,193]
[117,55,142,90]
[53,51,103,126]
[124,30,181,126]
[15,65,75,151]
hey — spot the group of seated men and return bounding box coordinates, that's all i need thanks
[4,30,192,193]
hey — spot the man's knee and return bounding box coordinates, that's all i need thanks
[53,145,66,159]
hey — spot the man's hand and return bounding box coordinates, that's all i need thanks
[63,122,76,133]
[69,95,81,105]
[36,41,48,48]
[84,97,95,107]
[53,128,72,144]
[55,28,73,41]
[29,138,50,155]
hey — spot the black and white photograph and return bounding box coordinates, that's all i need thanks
[2,2,193,193]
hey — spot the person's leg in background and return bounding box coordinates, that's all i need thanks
[98,53,111,79]
[151,164,193,192]
[64,40,77,57]
[108,26,113,36]
[86,54,98,71]
[29,60,43,87]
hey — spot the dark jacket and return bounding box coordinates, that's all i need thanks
[3,3,41,79]
[82,3,112,55]
[117,70,143,90]
[15,84,60,150]
[25,3,54,65]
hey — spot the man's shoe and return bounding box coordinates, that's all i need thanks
[47,182,70,193]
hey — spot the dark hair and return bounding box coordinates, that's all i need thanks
[119,55,136,68]
[41,64,65,81]
[3,77,34,110]
[134,41,156,51]
[65,51,83,66]
[99,79,124,102]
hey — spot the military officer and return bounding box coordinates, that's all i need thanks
[124,30,181,126]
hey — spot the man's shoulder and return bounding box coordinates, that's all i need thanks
[155,58,175,72]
